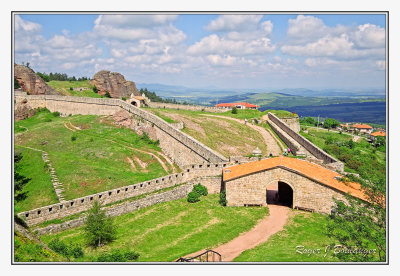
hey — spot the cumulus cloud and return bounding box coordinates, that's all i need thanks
[15,15,41,33]
[354,24,385,48]
[205,15,264,32]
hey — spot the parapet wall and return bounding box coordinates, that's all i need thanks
[268,113,344,171]
[148,102,229,113]
[279,117,300,133]
[34,183,194,235]
[14,95,228,166]
[19,162,228,226]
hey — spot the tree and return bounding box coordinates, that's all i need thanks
[374,136,386,148]
[14,153,30,226]
[326,167,386,262]
[323,118,340,129]
[232,106,238,114]
[301,116,315,125]
[14,77,20,89]
[84,201,116,247]
[104,91,112,98]
[93,85,98,94]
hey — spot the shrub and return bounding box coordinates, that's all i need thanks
[48,238,84,259]
[52,111,60,117]
[232,106,238,114]
[44,118,52,122]
[71,135,77,141]
[105,91,111,98]
[219,191,227,206]
[69,244,84,259]
[193,183,208,196]
[96,249,139,262]
[187,191,201,203]
[121,97,127,101]
[69,87,73,91]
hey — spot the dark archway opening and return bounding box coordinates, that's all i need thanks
[266,181,293,207]
[131,101,138,106]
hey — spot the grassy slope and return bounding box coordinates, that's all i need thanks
[146,108,268,157]
[47,80,104,98]
[15,110,175,206]
[235,211,341,262]
[14,148,59,211]
[40,194,269,262]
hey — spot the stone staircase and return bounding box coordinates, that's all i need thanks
[42,152,65,202]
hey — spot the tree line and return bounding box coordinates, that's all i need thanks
[139,88,191,105]
[36,72,89,82]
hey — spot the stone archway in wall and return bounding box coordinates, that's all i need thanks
[131,101,138,107]
[265,180,294,208]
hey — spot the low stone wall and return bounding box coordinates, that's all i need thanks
[279,117,300,133]
[170,122,184,130]
[19,162,228,226]
[268,119,304,156]
[196,176,223,194]
[34,184,194,235]
[148,102,228,113]
[268,113,342,170]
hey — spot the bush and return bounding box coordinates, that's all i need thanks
[193,183,208,196]
[69,87,73,91]
[96,249,139,262]
[71,135,77,141]
[121,97,127,101]
[44,118,52,122]
[187,191,201,203]
[232,107,238,114]
[105,91,111,98]
[219,191,227,206]
[52,111,60,117]
[93,86,98,93]
[48,238,84,259]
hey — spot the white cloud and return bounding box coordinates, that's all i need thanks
[15,15,41,33]
[354,24,385,48]
[376,60,385,70]
[205,15,264,32]
[94,14,178,28]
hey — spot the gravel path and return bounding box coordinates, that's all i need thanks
[183,203,289,262]
[201,114,282,156]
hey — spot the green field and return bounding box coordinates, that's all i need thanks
[40,194,269,262]
[14,110,176,210]
[146,108,269,157]
[47,80,104,98]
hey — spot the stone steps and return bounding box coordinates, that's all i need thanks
[41,152,65,203]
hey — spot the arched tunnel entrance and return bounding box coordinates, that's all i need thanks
[131,101,138,106]
[266,181,293,208]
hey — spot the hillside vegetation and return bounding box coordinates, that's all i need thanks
[40,194,269,262]
[15,109,177,211]
[47,80,103,98]
[146,108,269,157]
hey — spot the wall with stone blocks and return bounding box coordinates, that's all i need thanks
[225,167,347,214]
[148,102,229,113]
[279,117,300,133]
[19,162,228,226]
[14,95,228,167]
[268,119,303,156]
[268,112,343,171]
[34,184,194,235]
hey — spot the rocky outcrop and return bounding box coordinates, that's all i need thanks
[14,100,36,121]
[14,64,58,95]
[90,70,140,98]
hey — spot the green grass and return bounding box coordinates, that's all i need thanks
[150,110,177,123]
[147,108,268,157]
[47,80,104,98]
[235,211,342,262]
[40,194,269,262]
[14,147,59,211]
[15,109,176,203]
[14,231,67,262]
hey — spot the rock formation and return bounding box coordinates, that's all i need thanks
[14,99,36,121]
[90,70,140,98]
[14,64,59,95]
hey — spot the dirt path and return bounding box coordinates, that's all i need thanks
[201,114,282,156]
[184,204,289,262]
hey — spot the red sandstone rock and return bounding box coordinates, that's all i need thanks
[90,70,140,98]
[14,101,36,121]
[14,64,59,95]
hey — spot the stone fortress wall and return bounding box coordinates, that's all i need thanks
[268,112,344,172]
[148,102,229,113]
[19,163,229,226]
[14,95,228,167]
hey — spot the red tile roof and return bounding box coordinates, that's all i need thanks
[370,131,386,137]
[352,124,372,129]
[215,102,259,108]
[223,157,368,201]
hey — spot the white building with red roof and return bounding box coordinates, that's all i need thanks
[214,102,259,110]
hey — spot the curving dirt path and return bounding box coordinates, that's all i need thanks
[201,114,282,156]
[183,204,289,262]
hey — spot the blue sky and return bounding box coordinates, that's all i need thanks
[14,13,386,91]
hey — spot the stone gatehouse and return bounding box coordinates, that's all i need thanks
[222,157,366,214]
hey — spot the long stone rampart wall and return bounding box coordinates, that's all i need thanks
[15,95,228,166]
[148,102,229,113]
[268,113,342,169]
[18,163,228,226]
[34,184,194,235]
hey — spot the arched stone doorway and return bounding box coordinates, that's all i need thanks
[266,181,293,208]
[131,101,138,106]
